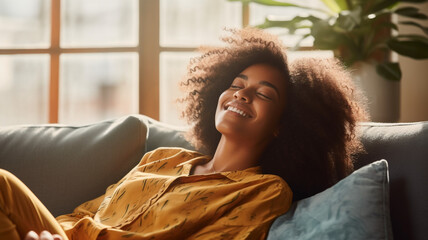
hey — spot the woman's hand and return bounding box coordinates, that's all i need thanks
[25,230,63,240]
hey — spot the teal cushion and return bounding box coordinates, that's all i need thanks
[268,160,393,240]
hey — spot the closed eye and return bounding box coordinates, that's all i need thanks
[257,92,272,100]
[230,85,242,89]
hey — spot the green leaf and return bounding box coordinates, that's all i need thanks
[376,62,402,81]
[256,16,314,32]
[388,36,428,59]
[336,6,362,31]
[395,34,428,44]
[381,22,399,31]
[395,7,428,19]
[397,0,428,3]
[311,20,347,50]
[245,0,302,7]
[257,15,320,33]
[321,0,347,13]
[370,0,399,13]
[335,0,349,11]
[399,21,428,35]
[257,19,294,29]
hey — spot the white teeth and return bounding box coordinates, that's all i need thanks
[227,106,248,117]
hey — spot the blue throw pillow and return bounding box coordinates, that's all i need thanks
[267,160,393,240]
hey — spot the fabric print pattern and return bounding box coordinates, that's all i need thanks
[56,148,292,240]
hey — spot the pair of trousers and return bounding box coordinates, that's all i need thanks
[0,169,68,240]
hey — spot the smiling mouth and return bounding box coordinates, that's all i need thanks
[226,106,250,118]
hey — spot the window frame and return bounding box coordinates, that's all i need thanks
[0,0,146,123]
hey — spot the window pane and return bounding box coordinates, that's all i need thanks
[0,55,49,125]
[0,0,50,48]
[249,1,328,47]
[160,0,242,47]
[60,53,138,124]
[160,52,197,126]
[61,0,138,47]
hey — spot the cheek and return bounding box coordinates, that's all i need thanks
[262,103,282,119]
[216,92,226,110]
[256,103,284,130]
[215,92,228,119]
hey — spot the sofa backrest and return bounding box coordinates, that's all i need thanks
[355,122,428,240]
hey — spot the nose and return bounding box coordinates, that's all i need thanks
[233,89,251,103]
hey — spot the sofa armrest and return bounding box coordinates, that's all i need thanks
[0,115,148,216]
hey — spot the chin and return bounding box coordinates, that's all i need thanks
[216,120,246,137]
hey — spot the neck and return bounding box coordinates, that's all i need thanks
[209,135,267,172]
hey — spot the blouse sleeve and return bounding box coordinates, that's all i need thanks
[55,194,105,230]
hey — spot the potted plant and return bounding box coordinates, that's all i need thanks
[231,0,428,122]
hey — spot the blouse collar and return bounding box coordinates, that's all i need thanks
[178,156,262,181]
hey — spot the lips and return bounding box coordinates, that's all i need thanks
[224,102,253,118]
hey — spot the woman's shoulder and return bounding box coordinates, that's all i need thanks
[246,173,292,195]
[235,173,293,210]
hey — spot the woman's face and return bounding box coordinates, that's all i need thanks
[215,63,287,145]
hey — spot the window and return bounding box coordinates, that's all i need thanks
[1,0,332,126]
[0,0,139,125]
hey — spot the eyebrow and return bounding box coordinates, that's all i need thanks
[236,73,280,96]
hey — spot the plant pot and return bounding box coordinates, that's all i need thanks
[351,62,400,122]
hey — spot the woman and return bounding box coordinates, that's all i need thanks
[0,28,367,240]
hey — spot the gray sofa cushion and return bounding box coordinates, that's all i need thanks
[355,122,428,240]
[0,115,148,216]
[144,116,195,152]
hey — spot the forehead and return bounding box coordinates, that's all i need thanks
[238,63,287,90]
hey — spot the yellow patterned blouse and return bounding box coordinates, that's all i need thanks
[56,147,292,240]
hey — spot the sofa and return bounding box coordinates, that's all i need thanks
[0,114,426,240]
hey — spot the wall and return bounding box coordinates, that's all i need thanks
[399,2,428,122]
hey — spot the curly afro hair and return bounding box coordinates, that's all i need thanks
[264,57,369,200]
[180,28,368,201]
